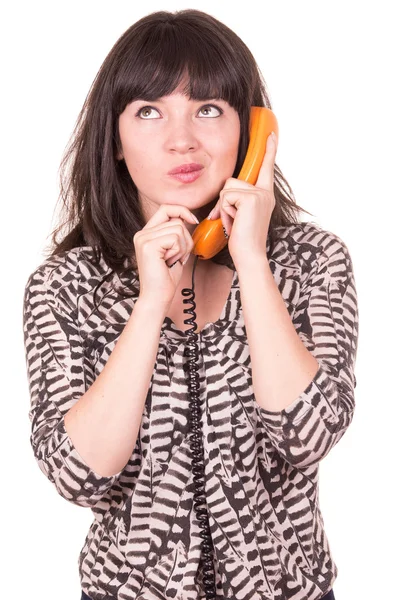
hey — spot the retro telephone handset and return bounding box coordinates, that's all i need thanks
[180,106,278,600]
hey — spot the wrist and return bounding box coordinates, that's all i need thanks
[234,254,271,276]
[134,295,170,321]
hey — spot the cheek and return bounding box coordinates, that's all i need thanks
[119,118,152,176]
[219,119,240,168]
[216,134,240,174]
[123,142,151,180]
[123,144,164,200]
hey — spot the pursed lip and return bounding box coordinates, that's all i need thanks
[167,163,204,175]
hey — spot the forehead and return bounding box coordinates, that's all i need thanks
[130,77,228,105]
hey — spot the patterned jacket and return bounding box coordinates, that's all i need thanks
[22,221,359,600]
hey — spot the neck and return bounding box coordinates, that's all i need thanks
[178,253,213,287]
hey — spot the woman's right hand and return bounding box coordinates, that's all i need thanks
[133,205,198,308]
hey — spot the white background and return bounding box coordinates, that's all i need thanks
[2,1,396,599]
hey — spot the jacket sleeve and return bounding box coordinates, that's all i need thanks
[257,234,359,468]
[23,265,124,508]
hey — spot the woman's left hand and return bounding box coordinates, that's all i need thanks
[207,131,278,269]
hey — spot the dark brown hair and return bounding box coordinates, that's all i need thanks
[46,9,312,296]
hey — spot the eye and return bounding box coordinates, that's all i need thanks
[198,104,223,118]
[136,106,161,119]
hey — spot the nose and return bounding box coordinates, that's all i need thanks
[165,118,199,153]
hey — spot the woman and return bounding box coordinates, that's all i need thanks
[22,9,358,600]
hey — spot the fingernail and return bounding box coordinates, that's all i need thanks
[207,210,213,220]
[271,131,277,142]
[222,226,229,239]
[182,253,190,266]
[192,214,199,224]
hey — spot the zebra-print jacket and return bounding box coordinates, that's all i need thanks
[22,220,359,600]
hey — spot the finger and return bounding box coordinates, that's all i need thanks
[142,218,192,262]
[142,206,197,263]
[207,188,244,221]
[155,231,188,267]
[164,218,194,261]
[209,188,243,227]
[206,200,220,221]
[220,204,237,238]
[255,131,277,191]
[145,204,198,229]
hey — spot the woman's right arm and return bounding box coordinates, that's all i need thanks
[63,297,165,478]
[67,205,198,481]
[23,267,167,509]
[24,205,196,508]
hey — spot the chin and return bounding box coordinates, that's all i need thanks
[157,187,218,214]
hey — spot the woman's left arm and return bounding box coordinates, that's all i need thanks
[239,239,359,469]
[209,131,358,469]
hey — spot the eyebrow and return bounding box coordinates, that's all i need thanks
[132,96,224,104]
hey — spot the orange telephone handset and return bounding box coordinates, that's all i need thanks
[191,106,278,260]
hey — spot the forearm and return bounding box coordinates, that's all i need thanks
[238,257,319,413]
[64,297,166,477]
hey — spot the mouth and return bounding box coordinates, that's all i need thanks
[168,169,204,184]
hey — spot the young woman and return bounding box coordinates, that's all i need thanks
[22,9,358,600]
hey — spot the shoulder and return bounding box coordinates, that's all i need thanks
[23,246,112,315]
[272,220,355,285]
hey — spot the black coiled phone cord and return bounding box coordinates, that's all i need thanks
[181,253,217,600]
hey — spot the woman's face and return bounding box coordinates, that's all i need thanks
[117,82,240,225]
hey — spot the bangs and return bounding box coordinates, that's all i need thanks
[114,19,250,115]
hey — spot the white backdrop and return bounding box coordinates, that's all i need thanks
[2,1,396,599]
